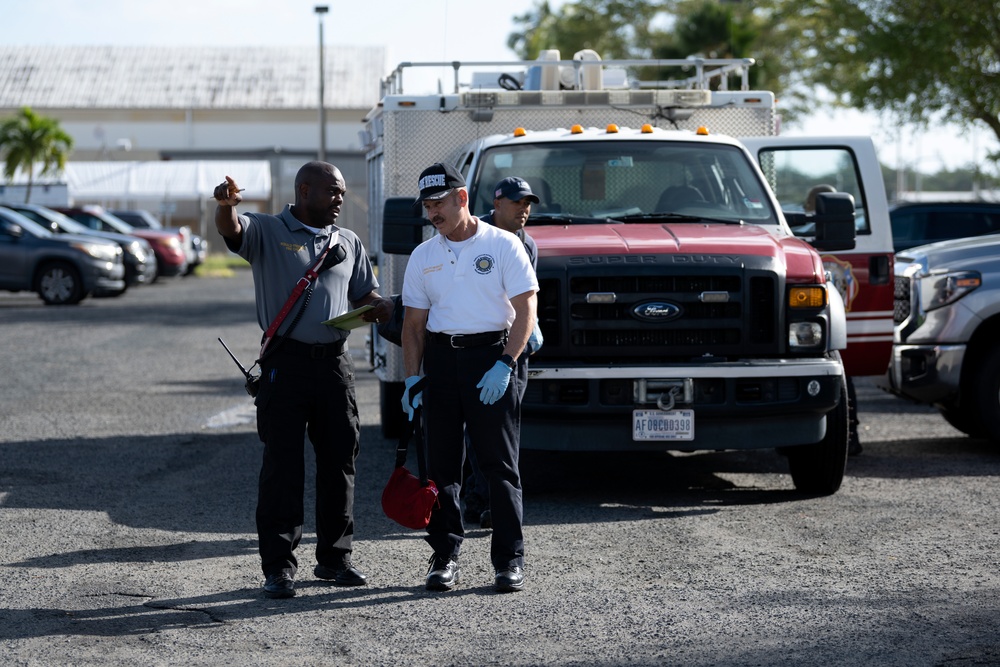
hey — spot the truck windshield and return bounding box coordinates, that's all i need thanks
[470,140,778,225]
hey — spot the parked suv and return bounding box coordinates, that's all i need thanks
[889,201,1000,252]
[882,233,1000,441]
[3,202,156,292]
[111,209,205,275]
[0,206,125,305]
[54,206,188,278]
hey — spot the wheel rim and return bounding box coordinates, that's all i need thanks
[40,267,74,303]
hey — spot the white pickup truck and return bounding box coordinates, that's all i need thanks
[883,234,1000,441]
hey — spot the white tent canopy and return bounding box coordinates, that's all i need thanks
[63,160,272,201]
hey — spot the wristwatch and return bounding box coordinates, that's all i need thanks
[499,353,516,370]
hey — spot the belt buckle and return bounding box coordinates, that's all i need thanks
[449,334,461,349]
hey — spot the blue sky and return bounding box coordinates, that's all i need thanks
[1,0,990,174]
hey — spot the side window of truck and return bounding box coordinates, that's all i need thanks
[757,147,870,236]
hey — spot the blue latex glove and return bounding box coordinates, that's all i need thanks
[525,322,544,356]
[401,375,423,421]
[476,361,513,405]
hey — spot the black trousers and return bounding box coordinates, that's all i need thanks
[464,356,528,511]
[423,339,524,571]
[253,345,360,577]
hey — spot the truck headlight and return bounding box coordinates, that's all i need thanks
[789,321,824,349]
[919,270,981,311]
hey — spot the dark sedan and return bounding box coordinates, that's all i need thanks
[111,209,205,276]
[2,202,157,291]
[54,206,189,277]
[890,201,1000,252]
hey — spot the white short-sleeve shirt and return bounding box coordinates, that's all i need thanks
[402,218,538,334]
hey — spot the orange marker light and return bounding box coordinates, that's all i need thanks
[570,124,584,134]
[513,127,527,137]
[606,124,619,133]
[696,126,710,136]
[641,124,654,133]
[788,287,826,308]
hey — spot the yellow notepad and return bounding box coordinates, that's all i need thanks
[322,304,375,331]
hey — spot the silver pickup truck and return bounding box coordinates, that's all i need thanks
[883,233,1000,441]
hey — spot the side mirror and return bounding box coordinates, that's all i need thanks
[382,197,428,255]
[2,221,24,239]
[811,192,856,251]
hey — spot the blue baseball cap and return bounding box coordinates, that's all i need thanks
[493,177,540,203]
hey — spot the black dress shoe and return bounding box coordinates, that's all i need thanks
[494,566,524,593]
[263,572,295,599]
[314,563,368,586]
[425,554,460,591]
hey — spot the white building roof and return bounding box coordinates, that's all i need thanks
[0,45,386,110]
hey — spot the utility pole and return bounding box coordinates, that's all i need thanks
[315,5,329,162]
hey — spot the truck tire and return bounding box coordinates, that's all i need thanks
[970,345,1000,442]
[380,380,405,439]
[939,403,988,439]
[786,373,849,495]
[36,261,86,305]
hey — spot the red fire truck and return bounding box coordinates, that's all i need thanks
[365,54,894,494]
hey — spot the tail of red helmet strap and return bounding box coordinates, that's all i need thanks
[257,231,340,360]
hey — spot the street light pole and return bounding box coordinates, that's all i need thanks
[315,5,329,162]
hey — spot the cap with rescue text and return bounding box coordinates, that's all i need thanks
[416,162,466,202]
[493,177,540,203]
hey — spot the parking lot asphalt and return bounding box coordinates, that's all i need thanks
[1,271,998,666]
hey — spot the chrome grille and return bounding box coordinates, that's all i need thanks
[536,266,780,359]
[893,275,911,324]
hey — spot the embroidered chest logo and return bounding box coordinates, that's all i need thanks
[473,254,495,275]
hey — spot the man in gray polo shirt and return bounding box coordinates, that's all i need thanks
[214,161,391,599]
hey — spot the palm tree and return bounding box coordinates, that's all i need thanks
[0,107,74,203]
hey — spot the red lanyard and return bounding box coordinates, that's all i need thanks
[258,233,338,359]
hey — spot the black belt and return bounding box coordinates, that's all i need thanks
[427,330,507,348]
[272,336,346,359]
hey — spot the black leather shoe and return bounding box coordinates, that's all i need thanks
[494,566,524,593]
[263,572,295,599]
[314,563,368,586]
[479,509,492,530]
[425,554,460,591]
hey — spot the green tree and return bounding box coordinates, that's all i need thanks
[506,1,800,103]
[793,0,1000,160]
[508,0,664,60]
[0,107,74,203]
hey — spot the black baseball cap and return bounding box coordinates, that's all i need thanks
[493,177,540,203]
[416,162,466,202]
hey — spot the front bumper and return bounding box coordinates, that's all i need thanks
[522,358,844,451]
[87,257,126,294]
[884,344,965,406]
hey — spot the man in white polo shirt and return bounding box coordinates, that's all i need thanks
[400,162,538,593]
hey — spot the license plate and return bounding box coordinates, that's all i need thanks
[632,409,695,441]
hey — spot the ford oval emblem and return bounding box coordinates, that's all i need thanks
[631,301,682,322]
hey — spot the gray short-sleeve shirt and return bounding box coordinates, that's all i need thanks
[232,204,378,345]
